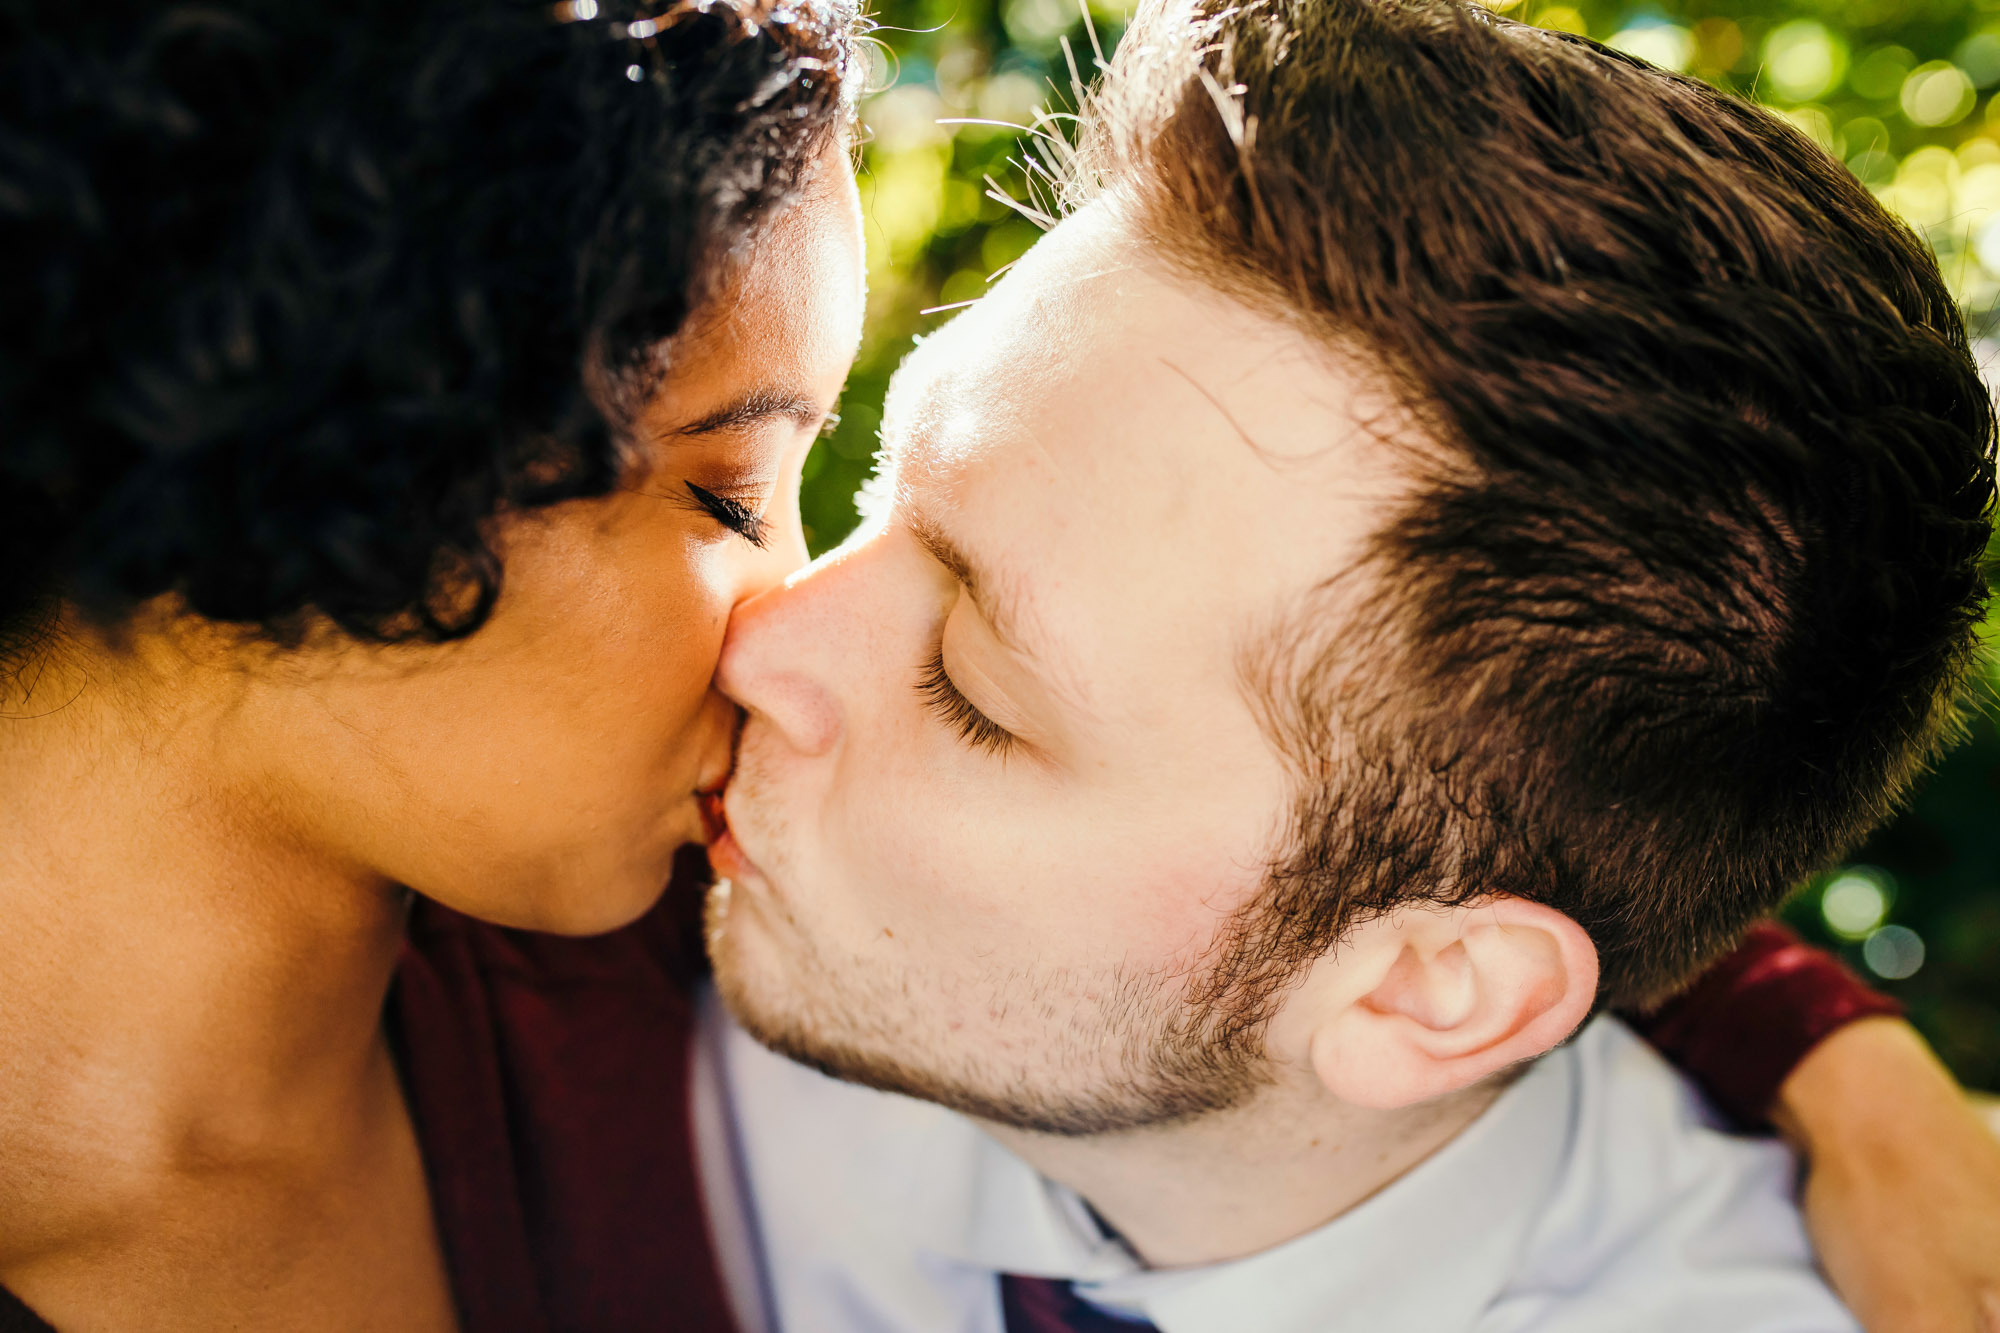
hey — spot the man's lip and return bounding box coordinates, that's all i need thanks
[707,821,758,883]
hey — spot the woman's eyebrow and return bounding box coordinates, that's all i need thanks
[664,386,825,438]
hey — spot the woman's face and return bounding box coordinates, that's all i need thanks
[230,150,864,933]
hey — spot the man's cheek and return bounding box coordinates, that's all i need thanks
[836,785,990,930]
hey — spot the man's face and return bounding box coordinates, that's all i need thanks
[712,198,1408,1132]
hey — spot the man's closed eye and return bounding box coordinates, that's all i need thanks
[916,645,1017,757]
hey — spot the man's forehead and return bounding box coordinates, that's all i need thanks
[871,207,1413,711]
[882,321,1399,550]
[878,304,1059,483]
[878,199,1144,467]
[877,353,980,491]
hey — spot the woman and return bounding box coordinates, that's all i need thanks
[1,1,853,1326]
[0,1,1994,1330]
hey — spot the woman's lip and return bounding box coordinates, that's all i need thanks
[697,788,730,845]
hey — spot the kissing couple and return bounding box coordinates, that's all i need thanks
[3,0,1998,1329]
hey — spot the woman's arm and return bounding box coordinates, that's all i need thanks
[1634,924,2000,1333]
[1772,1018,2000,1333]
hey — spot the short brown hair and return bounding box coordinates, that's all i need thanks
[1075,0,1995,1015]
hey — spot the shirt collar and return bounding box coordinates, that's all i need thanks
[908,1035,1584,1333]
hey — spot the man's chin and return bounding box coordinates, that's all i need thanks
[702,891,950,1103]
[712,958,973,1115]
[702,876,805,1035]
[707,929,1244,1138]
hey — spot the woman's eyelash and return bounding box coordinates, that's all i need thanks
[917,646,1016,757]
[685,482,769,549]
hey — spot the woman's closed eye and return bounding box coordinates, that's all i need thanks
[686,481,770,549]
[917,645,1016,757]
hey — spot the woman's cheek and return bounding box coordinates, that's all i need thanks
[653,545,738,698]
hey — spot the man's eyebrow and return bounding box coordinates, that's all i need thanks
[906,503,1097,721]
[661,386,825,438]
[906,508,1041,662]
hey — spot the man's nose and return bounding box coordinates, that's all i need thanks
[716,577,843,758]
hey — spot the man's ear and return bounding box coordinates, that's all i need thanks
[1294,896,1598,1110]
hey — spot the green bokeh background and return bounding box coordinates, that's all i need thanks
[799,0,2000,1086]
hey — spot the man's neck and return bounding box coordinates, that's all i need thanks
[980,1077,1504,1269]
[0,635,411,1256]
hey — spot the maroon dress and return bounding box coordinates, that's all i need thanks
[0,889,1896,1333]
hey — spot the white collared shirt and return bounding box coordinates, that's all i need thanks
[692,993,1858,1333]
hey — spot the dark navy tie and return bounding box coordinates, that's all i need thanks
[998,1274,1163,1333]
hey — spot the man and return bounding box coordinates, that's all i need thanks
[700,0,1998,1327]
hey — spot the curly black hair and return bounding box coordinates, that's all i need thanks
[0,0,856,653]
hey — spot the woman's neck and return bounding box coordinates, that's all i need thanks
[0,628,410,1221]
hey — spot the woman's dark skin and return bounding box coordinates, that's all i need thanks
[0,146,862,1333]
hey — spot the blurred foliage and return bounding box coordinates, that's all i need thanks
[805,0,2000,1085]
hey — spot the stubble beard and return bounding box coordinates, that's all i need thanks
[704,875,1276,1138]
